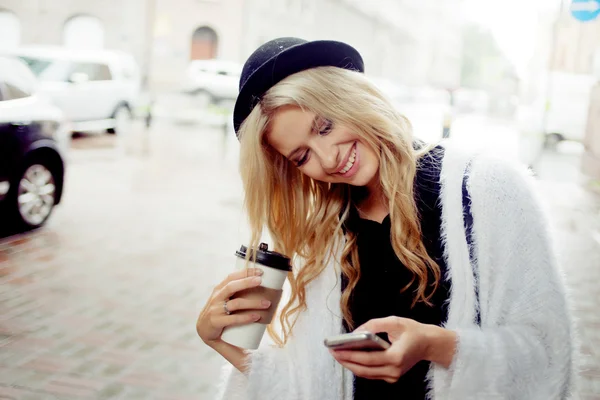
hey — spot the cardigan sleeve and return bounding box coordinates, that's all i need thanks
[215,240,350,400]
[216,279,303,400]
[438,157,574,399]
[217,344,298,400]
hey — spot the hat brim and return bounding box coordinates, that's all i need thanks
[233,40,364,133]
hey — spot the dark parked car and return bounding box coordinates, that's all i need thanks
[0,56,69,230]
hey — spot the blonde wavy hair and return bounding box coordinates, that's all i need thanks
[238,66,441,346]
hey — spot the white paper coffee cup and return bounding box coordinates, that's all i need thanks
[220,243,291,349]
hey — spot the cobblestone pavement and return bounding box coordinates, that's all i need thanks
[1,121,244,399]
[1,118,599,399]
[535,145,600,399]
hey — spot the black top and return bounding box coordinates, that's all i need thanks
[342,146,450,399]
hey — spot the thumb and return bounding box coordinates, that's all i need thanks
[354,316,399,334]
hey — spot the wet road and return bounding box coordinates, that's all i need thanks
[1,114,599,399]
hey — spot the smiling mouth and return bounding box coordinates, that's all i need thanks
[337,143,357,174]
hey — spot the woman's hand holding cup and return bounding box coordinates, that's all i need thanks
[196,268,271,347]
[199,243,291,352]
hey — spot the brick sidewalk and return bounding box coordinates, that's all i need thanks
[1,123,244,399]
[536,180,600,399]
[1,122,599,399]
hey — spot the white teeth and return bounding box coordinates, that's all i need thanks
[340,147,357,174]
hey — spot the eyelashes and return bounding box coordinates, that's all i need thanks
[296,152,309,166]
[318,119,333,136]
[294,118,334,167]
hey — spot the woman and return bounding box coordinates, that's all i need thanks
[196,37,574,399]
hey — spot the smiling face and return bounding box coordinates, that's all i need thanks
[266,105,380,188]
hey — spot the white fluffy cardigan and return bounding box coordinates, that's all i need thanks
[217,143,574,400]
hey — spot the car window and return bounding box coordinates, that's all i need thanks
[71,62,112,81]
[3,82,30,100]
[95,64,112,80]
[0,58,36,100]
[19,56,52,76]
[19,56,72,81]
[19,57,113,82]
[0,82,33,101]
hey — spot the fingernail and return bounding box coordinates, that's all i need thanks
[252,277,262,284]
[261,300,271,307]
[251,314,260,321]
[255,269,264,276]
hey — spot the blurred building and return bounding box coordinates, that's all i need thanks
[242,0,463,89]
[524,3,600,180]
[0,0,152,61]
[148,0,245,89]
[550,10,600,75]
[0,0,463,90]
[549,4,600,181]
[389,0,463,89]
[525,3,600,100]
[0,0,153,85]
[0,0,246,90]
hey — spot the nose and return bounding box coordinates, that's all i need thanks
[312,141,339,173]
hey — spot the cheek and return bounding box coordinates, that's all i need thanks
[358,145,380,180]
[363,144,379,167]
[302,165,325,180]
[299,162,331,182]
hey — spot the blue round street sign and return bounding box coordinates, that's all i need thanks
[571,0,600,21]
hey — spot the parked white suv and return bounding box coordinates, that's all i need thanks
[2,46,141,135]
[182,59,241,107]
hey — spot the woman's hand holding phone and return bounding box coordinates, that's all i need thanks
[328,316,457,384]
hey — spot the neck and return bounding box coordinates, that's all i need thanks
[352,177,389,222]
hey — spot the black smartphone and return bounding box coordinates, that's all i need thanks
[324,332,391,351]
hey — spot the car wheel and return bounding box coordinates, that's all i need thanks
[7,161,58,230]
[107,105,132,135]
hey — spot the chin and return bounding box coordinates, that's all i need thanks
[349,169,377,187]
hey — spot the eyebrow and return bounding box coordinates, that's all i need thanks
[286,115,319,159]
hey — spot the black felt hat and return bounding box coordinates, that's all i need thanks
[233,37,365,136]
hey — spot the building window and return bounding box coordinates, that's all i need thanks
[191,26,218,60]
[63,14,105,50]
[0,9,21,49]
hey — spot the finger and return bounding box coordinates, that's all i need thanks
[217,276,263,301]
[225,297,271,313]
[336,360,397,382]
[330,349,389,367]
[215,268,264,291]
[212,312,261,330]
[355,316,402,334]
